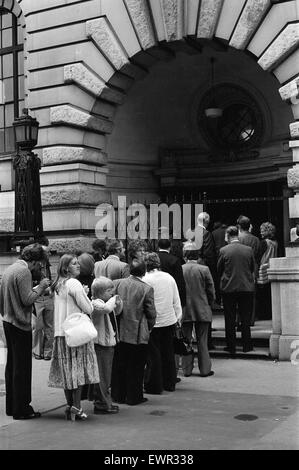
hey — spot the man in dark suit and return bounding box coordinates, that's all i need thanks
[237,215,262,326]
[217,226,255,354]
[157,239,186,309]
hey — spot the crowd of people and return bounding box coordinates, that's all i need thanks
[0,212,278,421]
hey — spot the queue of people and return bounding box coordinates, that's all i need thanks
[0,212,278,421]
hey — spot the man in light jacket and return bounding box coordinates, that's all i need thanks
[94,239,129,280]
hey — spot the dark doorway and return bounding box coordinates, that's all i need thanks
[170,180,286,257]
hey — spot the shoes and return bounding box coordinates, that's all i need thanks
[243,347,254,353]
[164,387,175,392]
[112,399,126,404]
[32,353,43,360]
[70,406,88,421]
[44,356,52,361]
[126,397,148,406]
[13,411,41,420]
[175,378,181,383]
[183,373,192,377]
[199,370,214,377]
[94,405,119,414]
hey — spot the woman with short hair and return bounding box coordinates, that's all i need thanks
[257,222,278,320]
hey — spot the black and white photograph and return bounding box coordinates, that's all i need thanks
[0,0,298,455]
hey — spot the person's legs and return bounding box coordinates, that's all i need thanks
[93,344,115,411]
[42,297,54,359]
[111,342,127,403]
[238,292,254,352]
[32,302,44,359]
[222,293,237,352]
[194,322,212,376]
[126,343,148,405]
[4,323,33,418]
[72,386,82,409]
[144,329,163,394]
[64,389,73,406]
[181,322,194,376]
[3,322,13,416]
[160,325,177,392]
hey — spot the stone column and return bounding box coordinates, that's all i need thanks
[268,257,299,360]
[268,78,299,360]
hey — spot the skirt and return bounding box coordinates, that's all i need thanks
[48,336,100,390]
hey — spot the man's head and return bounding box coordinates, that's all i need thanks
[237,215,251,232]
[107,239,125,258]
[21,243,48,277]
[197,212,210,228]
[128,239,147,262]
[91,276,114,302]
[92,239,106,257]
[157,238,171,251]
[144,252,160,272]
[129,258,146,278]
[225,226,239,243]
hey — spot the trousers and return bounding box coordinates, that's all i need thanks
[222,291,253,351]
[144,324,177,394]
[32,296,54,358]
[3,321,33,417]
[181,322,211,376]
[92,344,114,410]
[111,342,148,405]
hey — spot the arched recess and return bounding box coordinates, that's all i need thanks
[23,0,297,252]
[64,0,298,244]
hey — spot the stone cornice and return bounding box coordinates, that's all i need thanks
[64,63,125,104]
[258,23,299,71]
[279,76,299,102]
[287,165,299,189]
[50,105,113,134]
[86,17,129,70]
[41,184,111,207]
[124,0,156,49]
[290,121,299,139]
[229,0,271,50]
[197,0,224,39]
[42,147,107,166]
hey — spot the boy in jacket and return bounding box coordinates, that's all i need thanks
[90,277,123,414]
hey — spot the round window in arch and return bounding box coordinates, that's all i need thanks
[197,84,265,153]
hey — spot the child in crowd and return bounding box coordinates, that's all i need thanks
[90,277,123,414]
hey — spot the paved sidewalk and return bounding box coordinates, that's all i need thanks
[1,353,299,450]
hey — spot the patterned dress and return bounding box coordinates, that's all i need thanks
[48,277,99,389]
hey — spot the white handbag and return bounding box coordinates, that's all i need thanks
[62,312,97,347]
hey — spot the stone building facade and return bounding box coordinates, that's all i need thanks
[0,0,299,359]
